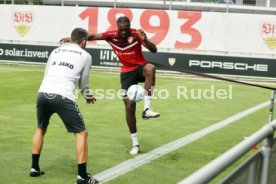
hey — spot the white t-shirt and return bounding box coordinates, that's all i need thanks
[39,44,92,101]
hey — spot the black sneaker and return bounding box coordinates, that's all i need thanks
[142,108,160,119]
[29,168,45,177]
[77,175,100,184]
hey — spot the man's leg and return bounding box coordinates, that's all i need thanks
[123,99,140,155]
[75,130,100,184]
[143,63,155,96]
[54,96,98,184]
[142,64,160,119]
[75,130,88,179]
[31,92,52,177]
[30,128,47,177]
[124,98,137,134]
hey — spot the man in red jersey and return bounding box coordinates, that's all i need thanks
[62,16,160,155]
[90,16,160,155]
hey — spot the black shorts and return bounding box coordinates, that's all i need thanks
[36,92,85,133]
[120,65,145,92]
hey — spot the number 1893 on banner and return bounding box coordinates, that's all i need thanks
[79,8,202,49]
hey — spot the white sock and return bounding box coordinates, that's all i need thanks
[144,95,152,110]
[130,133,139,146]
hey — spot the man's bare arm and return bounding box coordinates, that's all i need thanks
[142,39,157,53]
[60,33,104,43]
[87,33,103,41]
[137,29,157,53]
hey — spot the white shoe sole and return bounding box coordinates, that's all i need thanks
[129,146,140,155]
[142,114,160,120]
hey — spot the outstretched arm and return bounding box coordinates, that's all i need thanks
[137,29,157,53]
[60,33,104,43]
[79,55,96,104]
[87,33,104,41]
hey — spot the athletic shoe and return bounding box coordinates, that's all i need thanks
[77,175,100,184]
[142,108,160,119]
[29,168,45,177]
[129,145,140,155]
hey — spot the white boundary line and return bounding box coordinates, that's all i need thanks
[95,101,270,183]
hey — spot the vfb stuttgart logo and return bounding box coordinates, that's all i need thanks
[13,11,33,37]
[261,22,276,49]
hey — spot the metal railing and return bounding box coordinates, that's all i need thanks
[178,90,276,184]
[178,121,276,184]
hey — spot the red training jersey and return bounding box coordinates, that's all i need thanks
[101,29,148,72]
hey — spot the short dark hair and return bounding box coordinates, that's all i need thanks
[71,28,88,44]
[117,16,130,25]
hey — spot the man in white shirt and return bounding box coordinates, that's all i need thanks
[30,28,99,184]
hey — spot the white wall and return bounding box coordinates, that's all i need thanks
[0,5,275,57]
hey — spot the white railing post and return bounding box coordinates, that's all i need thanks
[247,161,258,184]
[226,0,229,13]
[268,90,275,123]
[267,0,271,7]
[260,146,272,184]
[260,90,275,184]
